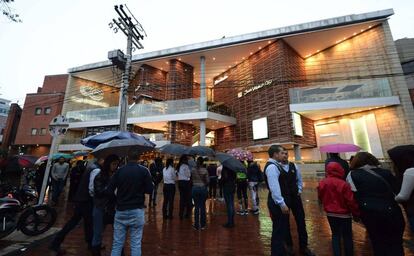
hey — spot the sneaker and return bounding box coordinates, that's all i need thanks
[236,210,244,215]
[200,225,206,230]
[252,209,260,215]
[243,210,249,215]
[300,247,316,256]
[192,225,199,230]
[222,223,235,228]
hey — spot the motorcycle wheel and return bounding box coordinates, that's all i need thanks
[0,215,17,239]
[19,205,57,236]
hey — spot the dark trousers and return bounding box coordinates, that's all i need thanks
[192,186,208,228]
[327,216,354,256]
[208,177,217,198]
[223,184,235,225]
[361,208,405,256]
[51,178,66,203]
[149,182,159,205]
[218,179,223,198]
[285,195,308,249]
[236,181,248,209]
[162,184,176,218]
[178,180,192,218]
[268,194,289,256]
[51,201,93,250]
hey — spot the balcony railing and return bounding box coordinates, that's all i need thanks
[289,78,393,104]
[66,98,234,123]
[60,133,168,145]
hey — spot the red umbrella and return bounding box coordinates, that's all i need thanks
[320,143,361,153]
[17,155,38,168]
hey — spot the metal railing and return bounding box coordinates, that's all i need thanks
[66,98,234,123]
[289,78,393,104]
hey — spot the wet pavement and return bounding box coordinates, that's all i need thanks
[2,180,414,255]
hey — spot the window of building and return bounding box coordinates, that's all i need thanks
[31,128,38,135]
[40,128,47,135]
[35,108,42,115]
[44,107,51,115]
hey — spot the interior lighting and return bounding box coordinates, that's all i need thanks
[161,68,163,70]
[178,58,182,61]
[258,46,262,50]
[250,52,253,55]
[353,32,357,36]
[343,37,347,40]
[369,25,372,28]
[361,29,364,32]
[212,57,216,61]
[316,50,320,52]
[242,57,245,60]
[228,65,231,68]
[165,61,169,64]
[268,40,271,44]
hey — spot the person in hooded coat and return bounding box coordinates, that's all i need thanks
[388,144,414,232]
[318,162,360,256]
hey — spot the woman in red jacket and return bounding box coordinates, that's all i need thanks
[318,162,360,256]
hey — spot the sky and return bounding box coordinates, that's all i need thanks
[0,0,413,105]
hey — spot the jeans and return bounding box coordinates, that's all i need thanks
[50,201,93,250]
[223,184,235,225]
[51,178,65,203]
[268,194,289,256]
[178,180,192,218]
[327,216,354,256]
[208,177,218,198]
[248,182,259,211]
[236,181,248,210]
[162,184,176,218]
[149,182,159,205]
[92,207,105,247]
[285,195,309,249]
[111,208,145,256]
[192,186,208,228]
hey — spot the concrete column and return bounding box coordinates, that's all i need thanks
[294,144,302,161]
[199,120,206,146]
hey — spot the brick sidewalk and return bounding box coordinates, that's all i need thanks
[2,181,414,255]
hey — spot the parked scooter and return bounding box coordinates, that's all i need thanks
[0,184,56,239]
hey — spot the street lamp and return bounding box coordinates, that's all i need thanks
[38,115,69,205]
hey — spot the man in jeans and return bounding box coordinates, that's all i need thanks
[51,157,69,205]
[106,149,153,256]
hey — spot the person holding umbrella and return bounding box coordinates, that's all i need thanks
[191,157,209,230]
[149,157,164,207]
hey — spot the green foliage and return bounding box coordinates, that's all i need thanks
[1,0,22,23]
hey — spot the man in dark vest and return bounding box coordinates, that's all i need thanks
[264,145,315,256]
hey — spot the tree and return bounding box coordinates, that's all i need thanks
[1,0,22,23]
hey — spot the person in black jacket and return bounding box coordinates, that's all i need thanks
[149,157,163,207]
[68,159,86,202]
[49,158,104,254]
[347,152,405,256]
[247,161,262,215]
[106,149,153,256]
[90,154,120,256]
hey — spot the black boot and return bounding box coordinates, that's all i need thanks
[91,245,101,256]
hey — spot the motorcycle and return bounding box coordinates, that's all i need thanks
[0,184,57,239]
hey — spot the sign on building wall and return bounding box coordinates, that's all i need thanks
[252,117,268,140]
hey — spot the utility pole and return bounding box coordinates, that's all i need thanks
[109,5,146,131]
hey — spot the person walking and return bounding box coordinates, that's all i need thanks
[236,166,249,216]
[318,162,360,256]
[106,149,153,256]
[149,157,163,207]
[162,158,176,219]
[35,162,46,196]
[347,152,405,256]
[222,165,236,228]
[68,159,86,202]
[177,155,192,219]
[49,158,103,254]
[50,157,70,205]
[207,162,218,199]
[247,160,262,215]
[90,154,120,256]
[191,157,209,230]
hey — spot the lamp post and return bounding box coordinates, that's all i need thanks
[38,115,69,205]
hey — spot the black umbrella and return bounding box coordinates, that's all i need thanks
[185,146,215,157]
[91,139,155,158]
[215,152,246,173]
[159,144,190,156]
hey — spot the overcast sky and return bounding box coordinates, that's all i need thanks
[1,0,413,104]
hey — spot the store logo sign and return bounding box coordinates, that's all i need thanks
[237,79,273,98]
[80,86,104,101]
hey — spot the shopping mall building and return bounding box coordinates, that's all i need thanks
[59,9,414,161]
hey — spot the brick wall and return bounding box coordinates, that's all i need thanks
[15,93,64,145]
[168,121,193,146]
[131,64,167,101]
[166,60,194,100]
[1,103,22,149]
[409,89,414,104]
[41,74,68,94]
[214,40,316,151]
